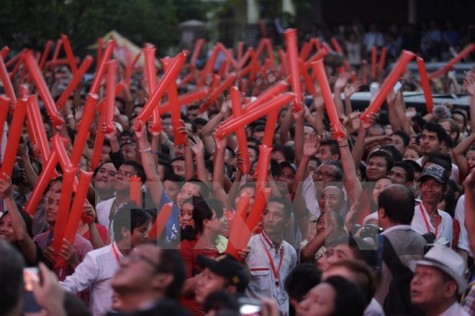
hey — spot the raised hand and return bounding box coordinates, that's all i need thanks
[189,135,204,155]
[334,72,349,90]
[464,76,475,96]
[0,173,13,198]
[303,135,320,158]
[344,80,361,98]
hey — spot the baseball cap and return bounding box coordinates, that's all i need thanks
[410,244,468,294]
[419,164,449,185]
[196,254,250,293]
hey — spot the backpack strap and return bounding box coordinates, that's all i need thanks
[381,235,411,275]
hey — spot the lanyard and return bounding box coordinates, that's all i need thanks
[111,243,121,264]
[419,205,439,237]
[260,235,284,287]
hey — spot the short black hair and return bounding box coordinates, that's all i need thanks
[157,249,186,300]
[207,199,224,219]
[423,121,448,143]
[320,140,340,157]
[113,203,153,242]
[368,150,394,173]
[392,130,410,147]
[424,153,452,172]
[284,263,322,302]
[378,184,415,225]
[272,144,295,163]
[325,276,366,316]
[392,161,415,182]
[0,240,25,315]
[121,160,146,183]
[266,196,292,218]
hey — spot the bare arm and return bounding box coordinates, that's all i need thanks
[135,124,163,207]
[343,81,361,117]
[453,133,475,179]
[212,137,232,210]
[463,168,475,255]
[293,109,305,164]
[464,76,475,133]
[0,176,37,263]
[333,73,348,119]
[189,136,207,182]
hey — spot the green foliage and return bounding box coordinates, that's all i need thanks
[0,0,211,53]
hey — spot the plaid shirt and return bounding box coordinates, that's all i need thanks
[462,282,475,315]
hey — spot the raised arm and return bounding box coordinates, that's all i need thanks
[0,175,38,264]
[212,137,232,210]
[452,133,475,179]
[343,80,361,117]
[464,75,475,133]
[135,123,163,207]
[333,73,348,119]
[293,108,305,164]
[463,168,475,255]
[189,135,207,182]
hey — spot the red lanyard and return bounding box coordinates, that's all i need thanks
[419,205,439,237]
[111,243,121,264]
[260,235,284,287]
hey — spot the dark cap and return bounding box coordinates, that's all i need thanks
[196,254,250,293]
[419,164,449,185]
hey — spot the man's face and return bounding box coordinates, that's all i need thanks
[176,182,201,208]
[100,145,112,165]
[112,244,161,294]
[172,160,185,177]
[304,126,317,138]
[45,192,61,225]
[420,178,444,205]
[262,201,288,237]
[318,186,343,213]
[187,108,199,121]
[316,145,334,162]
[277,166,295,192]
[315,164,340,191]
[308,160,319,181]
[95,162,117,191]
[391,135,406,154]
[388,166,407,185]
[163,180,180,202]
[271,151,286,163]
[130,222,152,247]
[195,268,228,304]
[162,118,173,136]
[121,143,137,162]
[366,156,388,181]
[420,130,442,155]
[410,265,456,308]
[114,165,137,192]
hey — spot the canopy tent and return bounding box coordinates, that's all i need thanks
[88,30,159,68]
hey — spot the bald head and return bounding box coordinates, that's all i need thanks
[378,184,415,225]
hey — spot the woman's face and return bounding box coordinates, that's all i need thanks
[163,180,180,202]
[372,178,392,204]
[467,150,475,169]
[403,148,420,161]
[296,283,336,316]
[0,214,15,243]
[179,202,194,229]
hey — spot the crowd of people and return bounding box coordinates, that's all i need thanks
[0,31,475,316]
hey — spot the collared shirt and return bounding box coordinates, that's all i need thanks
[246,231,297,316]
[364,298,385,316]
[302,174,320,217]
[440,302,470,316]
[60,243,123,316]
[462,283,475,315]
[411,204,453,246]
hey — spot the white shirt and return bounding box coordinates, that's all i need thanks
[364,298,385,316]
[246,232,297,316]
[455,195,473,257]
[440,302,470,316]
[60,243,123,316]
[96,197,116,231]
[411,204,453,246]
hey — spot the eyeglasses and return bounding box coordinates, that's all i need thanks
[316,171,336,179]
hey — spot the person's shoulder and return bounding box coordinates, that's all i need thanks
[96,197,115,209]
